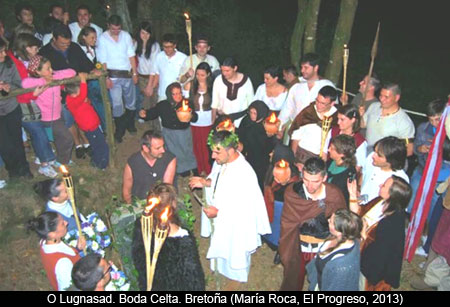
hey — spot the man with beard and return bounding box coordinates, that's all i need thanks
[189,130,271,290]
[122,130,176,204]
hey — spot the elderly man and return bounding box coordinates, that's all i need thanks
[279,157,346,290]
[122,130,176,204]
[361,82,415,155]
[189,130,271,290]
[97,15,137,143]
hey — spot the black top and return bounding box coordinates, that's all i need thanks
[128,151,175,200]
[361,210,405,288]
[132,219,205,291]
[142,99,199,130]
[326,161,356,205]
[39,42,94,73]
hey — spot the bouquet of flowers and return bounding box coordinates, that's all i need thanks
[63,212,111,256]
[105,263,131,291]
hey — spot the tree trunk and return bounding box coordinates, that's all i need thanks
[290,0,309,70]
[109,0,134,33]
[303,0,321,54]
[324,0,358,84]
[137,0,154,24]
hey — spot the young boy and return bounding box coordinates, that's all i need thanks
[65,73,109,169]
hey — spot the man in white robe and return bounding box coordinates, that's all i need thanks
[189,130,271,289]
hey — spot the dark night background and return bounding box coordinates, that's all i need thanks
[1,0,449,117]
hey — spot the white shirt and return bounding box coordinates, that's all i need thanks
[254,83,288,111]
[40,240,77,291]
[136,42,160,75]
[178,53,220,83]
[363,102,415,147]
[69,22,103,44]
[355,141,368,168]
[202,153,271,282]
[42,33,53,46]
[79,45,96,63]
[291,105,337,155]
[47,200,87,222]
[97,30,135,71]
[361,152,410,204]
[152,50,187,101]
[211,75,254,127]
[279,79,335,125]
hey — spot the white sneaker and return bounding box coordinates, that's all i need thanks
[415,246,428,257]
[35,157,41,165]
[0,180,6,189]
[38,165,58,178]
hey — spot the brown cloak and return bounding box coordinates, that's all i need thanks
[279,182,346,291]
[288,102,338,137]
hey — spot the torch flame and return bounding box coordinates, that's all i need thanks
[60,165,68,174]
[145,197,160,213]
[184,12,190,20]
[268,112,277,124]
[279,159,288,168]
[160,206,171,225]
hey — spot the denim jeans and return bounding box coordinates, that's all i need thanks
[22,121,56,163]
[109,78,136,117]
[88,80,106,130]
[423,196,445,253]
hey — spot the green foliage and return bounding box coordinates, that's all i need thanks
[177,194,196,232]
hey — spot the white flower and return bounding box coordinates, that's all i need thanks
[68,240,77,248]
[91,240,99,251]
[95,219,107,232]
[83,226,95,238]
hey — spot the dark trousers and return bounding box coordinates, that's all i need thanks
[0,106,31,178]
[42,118,73,164]
[84,126,109,169]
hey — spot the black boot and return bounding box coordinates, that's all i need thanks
[114,114,126,143]
[273,251,281,265]
[125,109,137,134]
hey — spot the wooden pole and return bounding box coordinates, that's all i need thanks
[342,44,349,104]
[362,22,381,101]
[0,73,105,100]
[98,75,116,168]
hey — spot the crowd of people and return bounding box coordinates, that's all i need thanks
[1,2,449,292]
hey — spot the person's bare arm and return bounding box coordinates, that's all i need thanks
[130,56,138,85]
[163,158,177,184]
[122,164,133,204]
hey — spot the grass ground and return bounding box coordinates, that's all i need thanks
[0,123,428,291]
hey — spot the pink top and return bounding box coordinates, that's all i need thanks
[22,69,76,122]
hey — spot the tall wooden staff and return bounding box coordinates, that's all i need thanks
[148,206,170,290]
[184,12,193,70]
[362,22,381,101]
[60,165,86,254]
[342,44,349,102]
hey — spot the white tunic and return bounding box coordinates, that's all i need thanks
[152,50,187,101]
[279,79,335,125]
[254,83,288,111]
[97,30,135,71]
[360,152,410,204]
[201,153,271,282]
[211,75,254,127]
[178,53,220,83]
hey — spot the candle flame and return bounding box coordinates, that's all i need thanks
[184,12,190,20]
[160,206,171,224]
[145,197,160,213]
[60,165,68,174]
[278,159,288,168]
[223,119,231,128]
[268,112,277,123]
[182,99,189,111]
